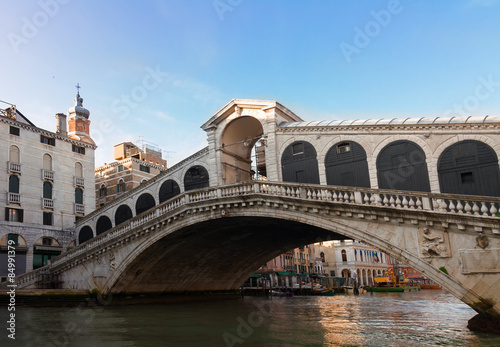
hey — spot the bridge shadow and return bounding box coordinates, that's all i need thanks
[110,217,346,294]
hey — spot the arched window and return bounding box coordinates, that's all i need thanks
[75,162,83,178]
[43,154,52,171]
[325,141,370,187]
[320,252,325,262]
[43,182,52,199]
[116,179,126,193]
[159,180,181,203]
[184,166,209,191]
[75,188,83,204]
[9,175,19,193]
[438,140,500,197]
[96,216,112,235]
[135,193,156,215]
[9,145,19,163]
[115,204,133,226]
[341,249,347,262]
[377,140,431,192]
[78,226,93,244]
[281,141,320,184]
[99,184,107,197]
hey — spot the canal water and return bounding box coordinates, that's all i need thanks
[4,290,500,346]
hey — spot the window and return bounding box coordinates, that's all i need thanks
[43,182,52,199]
[75,188,83,204]
[9,126,20,136]
[341,249,347,262]
[43,154,52,171]
[40,135,55,146]
[320,252,325,262]
[9,175,19,193]
[42,237,52,245]
[43,212,53,226]
[5,208,23,222]
[118,165,124,172]
[99,185,107,197]
[72,144,85,155]
[7,234,19,246]
[116,180,126,193]
[75,162,83,178]
[337,142,351,153]
[461,172,473,183]
[292,143,304,155]
[139,165,150,173]
[9,145,19,163]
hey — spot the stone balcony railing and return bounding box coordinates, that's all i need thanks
[42,198,54,209]
[74,204,85,214]
[7,192,20,204]
[42,169,54,181]
[8,161,21,174]
[74,177,85,187]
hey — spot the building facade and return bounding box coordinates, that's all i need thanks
[0,92,96,279]
[94,142,167,208]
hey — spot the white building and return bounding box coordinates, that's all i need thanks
[0,91,96,280]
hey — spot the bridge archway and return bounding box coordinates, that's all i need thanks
[281,141,320,184]
[325,140,370,187]
[377,140,431,192]
[135,193,156,215]
[96,215,113,236]
[220,116,264,184]
[115,204,133,226]
[438,140,500,197]
[159,179,181,203]
[184,166,209,191]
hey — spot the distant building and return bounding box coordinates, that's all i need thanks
[94,141,168,208]
[333,240,391,286]
[0,91,96,279]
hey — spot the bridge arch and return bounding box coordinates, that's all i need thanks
[159,179,181,203]
[220,116,264,184]
[438,140,500,197]
[281,141,320,184]
[325,140,370,187]
[115,204,134,226]
[78,226,94,244]
[135,192,156,215]
[376,140,431,192]
[96,215,113,236]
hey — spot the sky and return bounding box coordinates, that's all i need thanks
[1,0,499,166]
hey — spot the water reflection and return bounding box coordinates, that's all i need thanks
[6,290,500,346]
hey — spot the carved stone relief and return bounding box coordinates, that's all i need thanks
[419,228,450,258]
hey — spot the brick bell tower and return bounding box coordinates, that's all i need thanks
[67,83,95,145]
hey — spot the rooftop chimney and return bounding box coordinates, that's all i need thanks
[55,113,67,136]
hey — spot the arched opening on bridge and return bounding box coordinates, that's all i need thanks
[281,141,320,184]
[438,140,500,197]
[377,140,431,192]
[33,237,62,269]
[0,234,27,276]
[220,116,264,184]
[136,193,156,215]
[159,180,181,203]
[115,204,133,226]
[325,140,370,187]
[78,226,94,244]
[96,215,113,236]
[184,166,209,192]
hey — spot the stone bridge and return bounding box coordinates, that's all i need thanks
[12,99,500,322]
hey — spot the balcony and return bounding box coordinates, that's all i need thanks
[74,203,85,214]
[42,198,54,209]
[7,192,20,204]
[74,176,85,187]
[42,169,54,181]
[8,162,21,174]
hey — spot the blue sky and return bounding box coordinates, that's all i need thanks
[1,0,499,166]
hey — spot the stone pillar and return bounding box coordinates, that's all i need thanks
[25,247,34,272]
